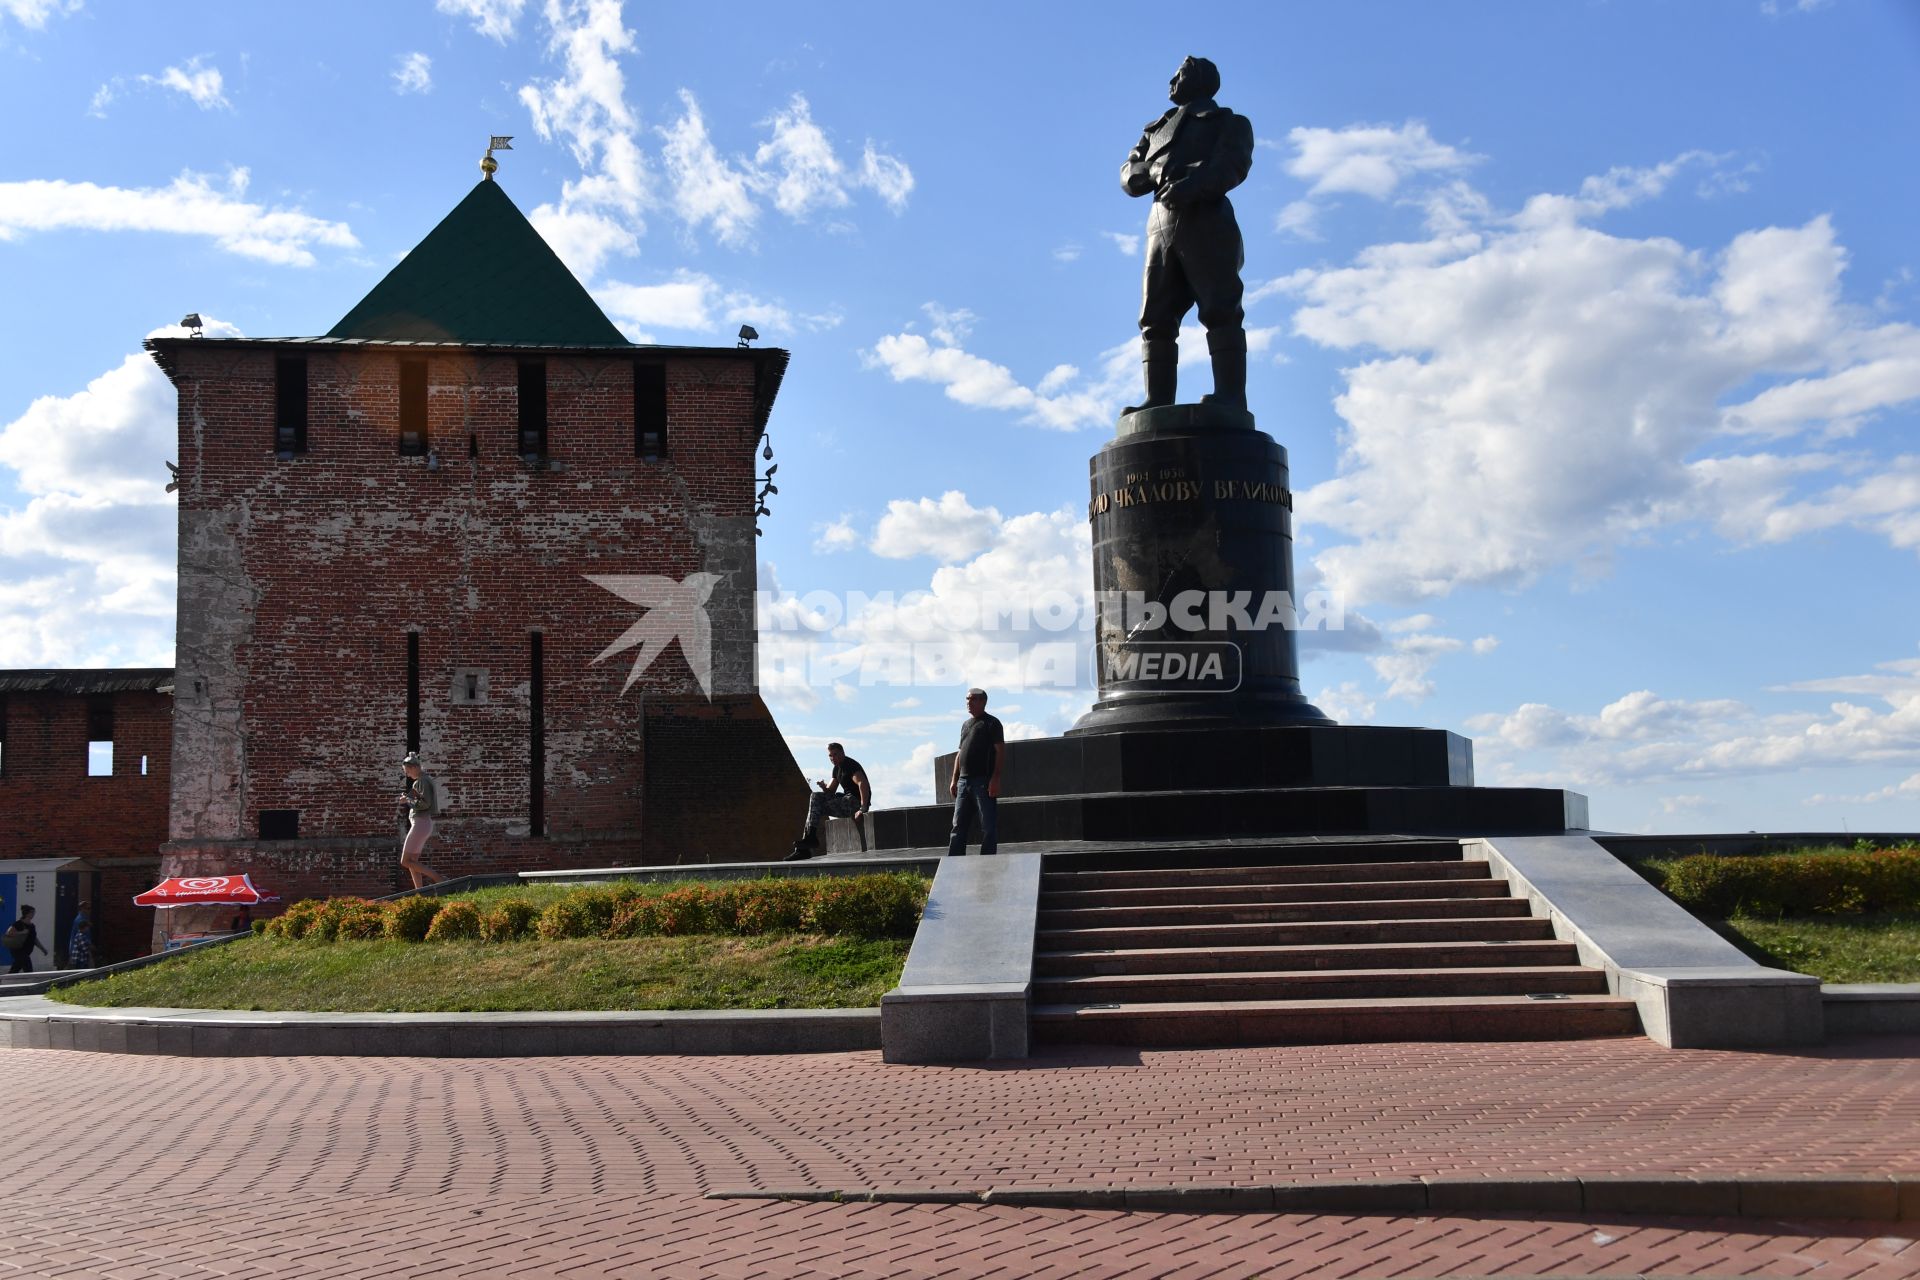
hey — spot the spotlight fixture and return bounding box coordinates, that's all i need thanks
[737,324,759,348]
[181,313,204,338]
[426,448,441,473]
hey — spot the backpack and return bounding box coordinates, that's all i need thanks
[424,774,447,818]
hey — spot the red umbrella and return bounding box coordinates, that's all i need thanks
[134,875,280,906]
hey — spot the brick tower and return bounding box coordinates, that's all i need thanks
[147,173,804,903]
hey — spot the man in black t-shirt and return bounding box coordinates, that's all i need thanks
[947,687,1006,856]
[787,741,872,860]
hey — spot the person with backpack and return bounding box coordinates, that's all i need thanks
[398,751,449,890]
[4,905,48,974]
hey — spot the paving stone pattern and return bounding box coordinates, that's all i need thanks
[5,1037,1920,1276]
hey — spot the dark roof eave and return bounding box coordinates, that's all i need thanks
[0,668,175,696]
[143,337,791,429]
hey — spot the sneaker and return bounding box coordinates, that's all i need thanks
[784,842,815,862]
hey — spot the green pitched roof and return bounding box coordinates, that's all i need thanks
[328,179,629,346]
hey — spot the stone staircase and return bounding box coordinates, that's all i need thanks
[1029,840,1639,1047]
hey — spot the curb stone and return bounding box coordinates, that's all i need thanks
[706,1176,1920,1220]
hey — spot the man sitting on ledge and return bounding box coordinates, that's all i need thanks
[788,741,872,860]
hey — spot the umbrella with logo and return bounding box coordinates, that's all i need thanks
[134,875,280,949]
[134,875,280,906]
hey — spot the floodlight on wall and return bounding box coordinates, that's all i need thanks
[181,313,204,338]
[737,325,759,348]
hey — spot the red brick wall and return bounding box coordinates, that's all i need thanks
[0,688,171,958]
[162,343,801,898]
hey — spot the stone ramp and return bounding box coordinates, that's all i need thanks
[1029,842,1637,1048]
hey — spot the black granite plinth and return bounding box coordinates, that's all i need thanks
[1073,404,1330,735]
[933,725,1472,799]
[867,785,1589,850]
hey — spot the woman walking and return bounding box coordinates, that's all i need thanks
[398,752,448,891]
[4,906,47,974]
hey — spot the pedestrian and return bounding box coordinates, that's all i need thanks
[787,742,873,860]
[4,905,48,975]
[946,687,1006,857]
[66,902,94,969]
[398,751,449,891]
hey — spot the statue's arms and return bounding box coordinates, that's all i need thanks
[1121,124,1158,198]
[1159,112,1255,205]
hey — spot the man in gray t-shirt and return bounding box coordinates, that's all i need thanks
[947,687,1005,856]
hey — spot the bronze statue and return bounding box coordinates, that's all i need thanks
[1121,56,1253,413]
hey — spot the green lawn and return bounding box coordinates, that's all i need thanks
[1631,844,1920,984]
[1711,913,1920,984]
[52,933,912,1012]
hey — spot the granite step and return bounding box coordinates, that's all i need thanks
[1038,915,1555,953]
[1040,840,1468,873]
[1041,860,1486,892]
[1041,877,1510,910]
[1029,993,1641,1047]
[1035,937,1583,977]
[1032,964,1610,1006]
[1037,896,1533,930]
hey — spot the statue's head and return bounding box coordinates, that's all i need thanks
[1168,56,1220,105]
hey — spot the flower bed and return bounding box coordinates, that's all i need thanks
[262,872,929,945]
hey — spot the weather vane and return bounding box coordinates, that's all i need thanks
[481,135,513,180]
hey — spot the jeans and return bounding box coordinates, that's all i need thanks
[6,950,30,975]
[947,776,997,857]
[803,790,856,838]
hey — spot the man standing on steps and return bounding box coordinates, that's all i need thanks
[1120,55,1253,413]
[947,687,1006,857]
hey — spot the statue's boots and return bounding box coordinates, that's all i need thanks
[1201,331,1247,410]
[1122,339,1177,415]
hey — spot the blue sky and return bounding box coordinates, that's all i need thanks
[3,0,1919,835]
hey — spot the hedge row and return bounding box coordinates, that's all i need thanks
[259,873,930,944]
[1662,846,1920,917]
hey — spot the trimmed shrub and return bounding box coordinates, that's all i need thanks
[266,899,326,940]
[423,899,484,941]
[386,895,443,943]
[250,919,267,936]
[481,899,540,943]
[308,897,377,942]
[1664,847,1920,917]
[729,878,813,935]
[335,903,389,941]
[535,891,617,940]
[802,874,927,939]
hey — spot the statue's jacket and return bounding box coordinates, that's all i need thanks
[1122,99,1255,239]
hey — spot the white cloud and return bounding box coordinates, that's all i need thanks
[660,89,760,247]
[593,269,832,341]
[1467,661,1920,797]
[755,93,849,220]
[514,8,908,274]
[0,321,228,667]
[870,492,1003,562]
[813,516,858,554]
[1314,681,1377,724]
[2,0,79,30]
[1052,244,1082,263]
[518,0,646,279]
[1286,121,1480,200]
[0,168,357,266]
[438,0,527,41]
[864,304,1117,431]
[392,52,433,95]
[1100,231,1140,257]
[140,56,230,111]
[1284,169,1920,606]
[759,499,1097,724]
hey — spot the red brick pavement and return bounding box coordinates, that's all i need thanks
[4,1036,1920,1276]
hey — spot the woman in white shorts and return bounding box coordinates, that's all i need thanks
[399,751,448,890]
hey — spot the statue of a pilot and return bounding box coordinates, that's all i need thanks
[1121,56,1253,413]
